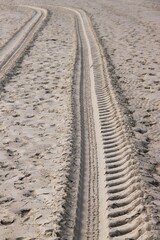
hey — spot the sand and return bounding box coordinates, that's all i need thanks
[0,4,34,49]
[0,6,76,239]
[0,0,160,239]
[83,0,160,229]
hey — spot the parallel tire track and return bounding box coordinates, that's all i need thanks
[61,7,154,240]
[0,5,48,81]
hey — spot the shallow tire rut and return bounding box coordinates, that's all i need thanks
[0,5,47,81]
[61,7,154,240]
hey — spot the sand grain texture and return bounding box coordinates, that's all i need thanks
[0,0,160,239]
[0,4,35,49]
[0,7,75,239]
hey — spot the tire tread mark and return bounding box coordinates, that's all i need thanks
[0,5,48,82]
[77,8,154,240]
[57,7,155,239]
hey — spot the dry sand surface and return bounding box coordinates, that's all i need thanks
[0,5,34,48]
[0,5,75,239]
[0,0,160,239]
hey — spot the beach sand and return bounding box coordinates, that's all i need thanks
[0,0,160,238]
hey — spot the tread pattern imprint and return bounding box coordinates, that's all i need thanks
[60,7,156,240]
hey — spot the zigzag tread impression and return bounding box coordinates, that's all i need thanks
[59,6,155,240]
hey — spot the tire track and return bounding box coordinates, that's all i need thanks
[0,5,47,81]
[61,7,154,240]
[0,3,154,239]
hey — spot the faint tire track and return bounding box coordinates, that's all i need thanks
[0,5,48,81]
